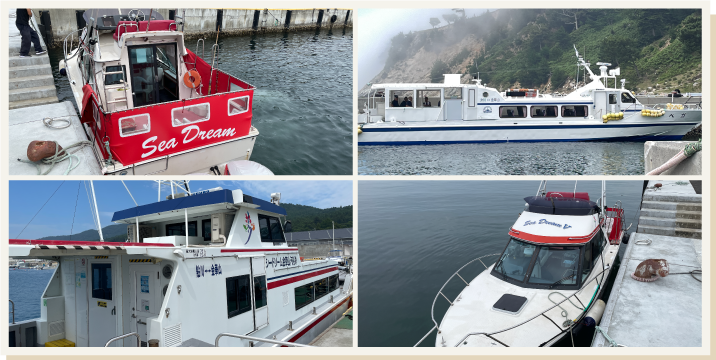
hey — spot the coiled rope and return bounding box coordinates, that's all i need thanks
[18,141,93,175]
[548,291,584,327]
[42,117,72,129]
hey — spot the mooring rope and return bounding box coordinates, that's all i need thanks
[647,139,702,175]
[594,326,626,347]
[548,291,584,327]
[18,141,93,175]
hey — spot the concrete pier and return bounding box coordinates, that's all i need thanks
[32,8,352,47]
[311,308,353,347]
[644,141,702,175]
[9,101,101,175]
[9,9,58,109]
[592,180,702,347]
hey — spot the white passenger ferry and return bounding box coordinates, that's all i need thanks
[358,49,701,145]
[9,183,352,347]
[415,181,627,347]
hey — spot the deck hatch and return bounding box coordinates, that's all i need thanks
[492,294,528,314]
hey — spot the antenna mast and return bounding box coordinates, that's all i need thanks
[89,181,104,241]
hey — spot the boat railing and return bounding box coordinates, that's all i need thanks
[215,333,313,347]
[417,264,611,347]
[62,28,85,64]
[9,299,15,324]
[414,253,500,347]
[105,332,142,347]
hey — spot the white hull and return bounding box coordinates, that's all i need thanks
[359,115,699,145]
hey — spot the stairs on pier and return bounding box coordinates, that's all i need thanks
[638,192,701,239]
[8,9,58,109]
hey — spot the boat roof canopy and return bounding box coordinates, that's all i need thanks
[524,195,597,216]
[112,189,286,223]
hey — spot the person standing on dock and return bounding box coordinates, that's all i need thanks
[15,9,45,58]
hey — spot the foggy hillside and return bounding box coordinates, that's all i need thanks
[360,9,701,96]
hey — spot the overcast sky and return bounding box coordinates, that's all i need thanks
[356,8,490,86]
[9,180,352,240]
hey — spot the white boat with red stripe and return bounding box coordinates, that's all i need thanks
[415,181,628,347]
[58,9,264,175]
[9,182,351,347]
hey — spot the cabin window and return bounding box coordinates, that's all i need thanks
[165,221,197,237]
[314,277,329,300]
[444,87,462,100]
[621,92,636,103]
[228,96,250,115]
[530,106,558,118]
[494,239,536,282]
[328,274,339,292]
[388,90,415,108]
[258,215,285,243]
[468,89,476,107]
[226,275,252,318]
[482,92,489,98]
[561,105,588,117]
[499,106,527,118]
[294,282,315,310]
[118,114,151,137]
[254,275,267,309]
[104,65,126,85]
[581,243,593,282]
[609,94,617,104]
[527,246,581,286]
[416,90,440,108]
[91,263,112,300]
[171,103,210,127]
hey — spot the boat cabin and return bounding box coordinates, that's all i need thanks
[9,188,351,347]
[365,75,641,123]
[62,9,258,173]
[491,194,607,291]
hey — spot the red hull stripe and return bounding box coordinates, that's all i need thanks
[286,296,351,344]
[221,248,298,253]
[267,267,337,290]
[9,239,175,247]
[508,220,603,244]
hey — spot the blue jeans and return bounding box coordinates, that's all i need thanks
[16,24,43,56]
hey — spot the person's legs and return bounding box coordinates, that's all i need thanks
[17,24,31,56]
[29,27,43,53]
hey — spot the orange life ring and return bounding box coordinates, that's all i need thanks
[183,70,201,89]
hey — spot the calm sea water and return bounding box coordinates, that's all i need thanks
[357,181,643,347]
[48,27,353,175]
[9,269,56,322]
[358,142,645,175]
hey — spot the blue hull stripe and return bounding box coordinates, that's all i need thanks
[361,122,699,133]
[358,135,685,145]
[477,102,592,106]
[267,264,336,281]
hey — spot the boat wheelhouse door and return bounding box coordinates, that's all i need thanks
[87,256,121,347]
[251,256,269,331]
[444,87,462,120]
[129,263,162,346]
[225,258,257,339]
[128,44,179,107]
[593,90,608,118]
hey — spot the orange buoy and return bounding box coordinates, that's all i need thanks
[183,70,201,89]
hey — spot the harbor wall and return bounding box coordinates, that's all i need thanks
[290,241,353,259]
[30,8,352,47]
[644,141,702,175]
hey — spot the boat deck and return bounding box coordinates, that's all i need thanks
[9,101,101,175]
[592,182,702,347]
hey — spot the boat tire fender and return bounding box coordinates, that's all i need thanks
[183,70,201,89]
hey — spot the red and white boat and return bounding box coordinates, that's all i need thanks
[59,9,263,175]
[416,181,629,347]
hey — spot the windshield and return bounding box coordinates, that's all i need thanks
[493,239,536,282]
[527,246,581,286]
